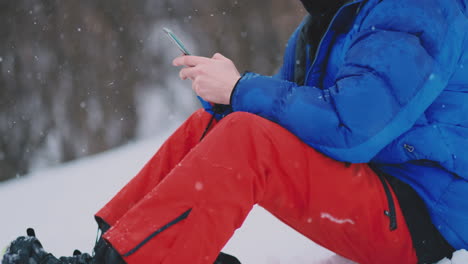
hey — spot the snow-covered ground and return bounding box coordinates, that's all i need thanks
[0,126,342,264]
[0,125,466,264]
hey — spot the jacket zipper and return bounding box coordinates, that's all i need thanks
[304,0,362,86]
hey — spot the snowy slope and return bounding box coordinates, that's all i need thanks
[0,127,348,264]
[0,127,466,264]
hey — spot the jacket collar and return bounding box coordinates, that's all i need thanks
[299,0,364,17]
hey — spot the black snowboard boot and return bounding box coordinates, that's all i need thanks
[2,228,66,264]
[91,218,125,264]
[215,252,242,264]
[1,227,122,264]
[2,225,240,264]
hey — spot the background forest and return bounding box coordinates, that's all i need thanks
[0,0,305,181]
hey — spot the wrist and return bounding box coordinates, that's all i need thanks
[229,72,248,106]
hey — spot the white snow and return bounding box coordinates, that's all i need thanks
[451,249,468,263]
[435,249,468,264]
[195,181,204,191]
[0,125,466,264]
[0,127,339,264]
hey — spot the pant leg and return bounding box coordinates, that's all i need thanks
[96,109,217,226]
[103,112,417,264]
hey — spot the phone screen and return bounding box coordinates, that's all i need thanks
[163,27,191,55]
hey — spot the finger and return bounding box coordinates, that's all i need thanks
[192,76,201,94]
[179,67,199,80]
[212,53,227,60]
[173,55,211,67]
[193,76,212,101]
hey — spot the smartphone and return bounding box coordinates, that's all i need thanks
[163,27,191,55]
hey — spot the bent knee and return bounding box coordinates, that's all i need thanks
[188,108,215,122]
[194,108,209,117]
[222,111,269,126]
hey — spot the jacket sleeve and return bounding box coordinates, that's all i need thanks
[197,96,233,120]
[230,0,461,163]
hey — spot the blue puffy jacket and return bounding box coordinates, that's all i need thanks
[228,0,468,250]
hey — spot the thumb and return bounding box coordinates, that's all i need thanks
[212,53,227,60]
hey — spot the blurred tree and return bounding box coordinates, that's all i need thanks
[0,0,305,181]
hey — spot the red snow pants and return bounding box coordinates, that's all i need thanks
[95,109,418,264]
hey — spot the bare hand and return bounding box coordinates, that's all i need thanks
[173,53,241,105]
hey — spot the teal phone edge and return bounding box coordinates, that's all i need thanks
[163,27,191,55]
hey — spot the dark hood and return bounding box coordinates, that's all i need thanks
[299,0,347,17]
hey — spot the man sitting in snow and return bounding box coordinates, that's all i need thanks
[3,0,467,263]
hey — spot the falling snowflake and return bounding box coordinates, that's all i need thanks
[195,181,204,191]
